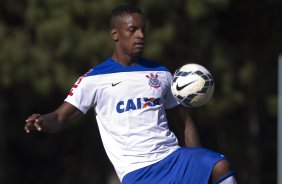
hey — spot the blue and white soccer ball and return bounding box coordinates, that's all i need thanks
[171,63,214,108]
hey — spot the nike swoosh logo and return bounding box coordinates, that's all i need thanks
[176,80,196,91]
[112,81,123,87]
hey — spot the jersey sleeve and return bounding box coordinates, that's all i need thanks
[164,71,179,109]
[64,75,97,114]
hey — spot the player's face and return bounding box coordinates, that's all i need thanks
[113,13,146,57]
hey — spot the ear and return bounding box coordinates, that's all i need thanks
[111,28,118,41]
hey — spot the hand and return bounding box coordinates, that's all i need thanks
[25,114,45,133]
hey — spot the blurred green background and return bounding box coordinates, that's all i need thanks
[0,0,280,183]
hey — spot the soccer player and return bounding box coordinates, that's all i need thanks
[25,5,237,184]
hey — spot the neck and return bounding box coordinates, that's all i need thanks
[111,52,139,66]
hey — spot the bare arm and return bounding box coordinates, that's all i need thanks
[166,105,201,147]
[25,102,83,133]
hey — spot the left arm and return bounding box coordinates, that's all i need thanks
[166,105,202,147]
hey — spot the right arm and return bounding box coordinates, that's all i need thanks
[25,102,83,133]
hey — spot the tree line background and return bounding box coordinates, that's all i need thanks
[0,0,280,183]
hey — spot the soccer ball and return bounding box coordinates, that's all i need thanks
[171,63,214,108]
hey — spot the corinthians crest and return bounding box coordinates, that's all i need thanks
[146,73,161,89]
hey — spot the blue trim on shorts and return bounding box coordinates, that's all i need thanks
[122,147,225,184]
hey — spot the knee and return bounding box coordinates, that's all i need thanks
[211,159,231,182]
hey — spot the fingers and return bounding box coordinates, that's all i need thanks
[25,114,41,123]
[25,114,44,133]
[34,119,42,131]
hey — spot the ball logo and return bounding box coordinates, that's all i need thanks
[146,73,161,89]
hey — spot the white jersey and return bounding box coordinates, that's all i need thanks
[65,57,180,181]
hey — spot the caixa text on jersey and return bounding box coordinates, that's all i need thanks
[116,97,161,113]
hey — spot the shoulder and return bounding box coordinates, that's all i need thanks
[84,57,171,77]
[84,58,116,77]
[138,58,170,72]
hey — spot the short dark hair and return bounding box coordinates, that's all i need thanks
[110,5,142,29]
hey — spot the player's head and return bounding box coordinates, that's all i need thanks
[110,5,143,29]
[110,5,146,57]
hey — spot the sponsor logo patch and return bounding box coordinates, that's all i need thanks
[116,97,161,113]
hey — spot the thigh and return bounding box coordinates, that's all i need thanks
[122,147,225,184]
